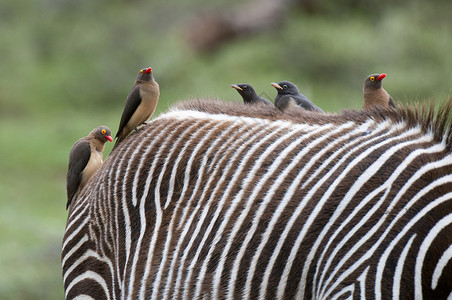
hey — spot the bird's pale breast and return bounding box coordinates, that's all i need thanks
[124,83,159,135]
[364,88,391,110]
[80,149,103,188]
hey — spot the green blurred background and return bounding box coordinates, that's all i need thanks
[0,0,451,298]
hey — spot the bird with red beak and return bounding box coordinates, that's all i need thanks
[363,73,395,110]
[66,126,113,210]
[113,67,160,149]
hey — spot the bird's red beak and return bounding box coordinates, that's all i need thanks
[376,73,387,81]
[271,82,283,90]
[231,84,243,91]
[145,67,152,74]
[106,135,113,142]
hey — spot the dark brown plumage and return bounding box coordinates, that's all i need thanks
[113,67,160,149]
[363,73,395,110]
[231,83,273,106]
[66,126,112,210]
[271,81,324,112]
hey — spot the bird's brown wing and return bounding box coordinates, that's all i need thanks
[258,96,274,106]
[292,95,324,112]
[66,139,91,209]
[115,86,142,139]
[389,95,396,108]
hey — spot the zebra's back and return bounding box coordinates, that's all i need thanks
[62,99,452,299]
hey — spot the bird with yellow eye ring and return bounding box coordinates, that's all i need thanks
[363,73,395,110]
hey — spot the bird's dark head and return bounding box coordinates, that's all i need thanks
[270,81,300,95]
[92,126,113,143]
[137,67,154,81]
[364,73,386,90]
[231,83,257,99]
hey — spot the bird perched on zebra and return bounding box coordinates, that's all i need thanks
[363,73,395,110]
[66,126,113,210]
[113,67,160,149]
[271,80,324,112]
[231,83,273,106]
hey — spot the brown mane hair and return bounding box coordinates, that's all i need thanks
[171,98,452,150]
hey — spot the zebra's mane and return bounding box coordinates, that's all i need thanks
[169,98,452,150]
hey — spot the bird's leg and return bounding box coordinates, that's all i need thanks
[133,122,149,134]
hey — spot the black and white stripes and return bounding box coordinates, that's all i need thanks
[62,100,452,299]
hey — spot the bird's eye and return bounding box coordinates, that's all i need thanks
[101,129,106,134]
[283,85,288,89]
[370,76,375,81]
[140,70,144,74]
[242,86,247,90]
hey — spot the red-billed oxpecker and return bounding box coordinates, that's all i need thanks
[363,73,395,110]
[66,126,113,210]
[113,67,160,149]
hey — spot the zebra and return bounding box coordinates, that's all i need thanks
[62,99,452,299]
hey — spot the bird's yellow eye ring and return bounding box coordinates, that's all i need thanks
[101,129,106,134]
[140,70,144,74]
[370,76,375,81]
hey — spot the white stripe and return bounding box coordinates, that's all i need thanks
[162,121,250,300]
[415,213,452,298]
[358,266,370,300]
[73,295,95,300]
[63,249,114,285]
[160,123,224,300]
[105,156,122,291]
[186,122,296,299]
[294,122,415,298]
[318,135,437,298]
[149,122,215,299]
[116,143,134,289]
[172,122,263,299]
[65,270,111,300]
[373,160,452,299]
[175,122,252,230]
[376,188,452,299]
[65,196,90,234]
[164,122,214,209]
[62,234,89,268]
[121,124,171,297]
[211,122,349,299]
[162,109,295,129]
[330,285,354,300]
[393,234,416,300]
[130,123,172,206]
[432,243,452,289]
[265,121,393,298]
[129,122,190,299]
[301,119,376,189]
[226,123,338,299]
[250,121,383,299]
[201,123,324,299]
[62,217,90,255]
[264,123,400,293]
[320,141,440,298]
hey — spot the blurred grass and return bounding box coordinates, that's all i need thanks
[0,0,451,298]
